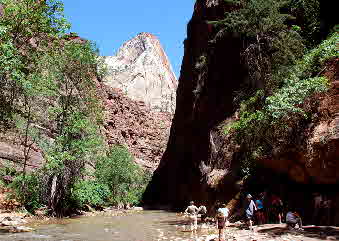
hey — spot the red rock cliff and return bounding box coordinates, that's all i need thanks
[143,0,339,224]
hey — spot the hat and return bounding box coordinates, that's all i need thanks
[246,194,252,199]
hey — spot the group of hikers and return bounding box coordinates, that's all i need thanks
[183,192,309,241]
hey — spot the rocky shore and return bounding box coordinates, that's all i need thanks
[1,208,339,240]
[169,223,339,241]
[0,206,144,234]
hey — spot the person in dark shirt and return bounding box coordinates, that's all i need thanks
[198,204,207,223]
[271,194,284,224]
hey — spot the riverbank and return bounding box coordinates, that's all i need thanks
[1,209,339,240]
[192,223,339,241]
[0,206,144,234]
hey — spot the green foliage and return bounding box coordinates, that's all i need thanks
[9,174,42,212]
[211,0,305,94]
[290,0,321,47]
[71,180,111,208]
[225,33,336,165]
[95,146,151,206]
[0,161,17,178]
[0,0,107,216]
[265,76,328,119]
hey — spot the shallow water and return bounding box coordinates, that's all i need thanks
[0,210,211,241]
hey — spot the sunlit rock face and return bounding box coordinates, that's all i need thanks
[103,32,177,113]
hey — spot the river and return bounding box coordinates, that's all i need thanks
[0,210,213,241]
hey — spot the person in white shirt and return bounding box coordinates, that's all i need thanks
[216,204,229,241]
[184,201,199,232]
[243,194,257,230]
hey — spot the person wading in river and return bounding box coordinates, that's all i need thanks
[184,201,199,233]
[216,204,229,241]
[198,204,207,223]
[243,194,257,230]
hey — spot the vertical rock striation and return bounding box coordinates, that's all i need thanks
[143,0,339,222]
[143,0,246,208]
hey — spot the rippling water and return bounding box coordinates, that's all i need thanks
[0,210,211,241]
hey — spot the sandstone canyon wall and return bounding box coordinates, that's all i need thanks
[144,0,247,207]
[0,32,177,172]
[103,32,177,113]
[101,85,173,170]
[101,32,178,169]
[143,0,339,224]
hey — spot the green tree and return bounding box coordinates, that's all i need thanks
[95,146,151,206]
[211,0,304,93]
[0,0,105,216]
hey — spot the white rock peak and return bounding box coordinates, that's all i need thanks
[103,32,177,113]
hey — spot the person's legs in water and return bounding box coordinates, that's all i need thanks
[246,213,254,230]
[278,212,283,224]
[217,216,226,241]
[188,215,195,231]
[201,213,207,223]
[219,227,225,241]
[296,217,303,229]
[256,210,265,225]
[193,214,198,231]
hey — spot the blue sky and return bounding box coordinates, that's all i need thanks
[63,1,196,78]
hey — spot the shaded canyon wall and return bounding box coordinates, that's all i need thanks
[143,0,339,224]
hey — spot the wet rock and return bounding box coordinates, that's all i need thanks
[9,225,34,232]
[1,220,21,226]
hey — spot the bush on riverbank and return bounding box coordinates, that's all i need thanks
[9,174,42,212]
[95,146,152,206]
[71,180,111,208]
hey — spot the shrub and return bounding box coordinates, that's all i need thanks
[0,161,17,179]
[9,173,42,212]
[95,146,151,206]
[71,180,111,208]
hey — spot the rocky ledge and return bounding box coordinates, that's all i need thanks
[102,85,173,170]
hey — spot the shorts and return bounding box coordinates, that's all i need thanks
[217,216,226,229]
[272,205,283,214]
[188,215,198,230]
[245,213,253,220]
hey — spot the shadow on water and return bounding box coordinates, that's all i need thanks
[0,228,10,234]
[258,226,339,240]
